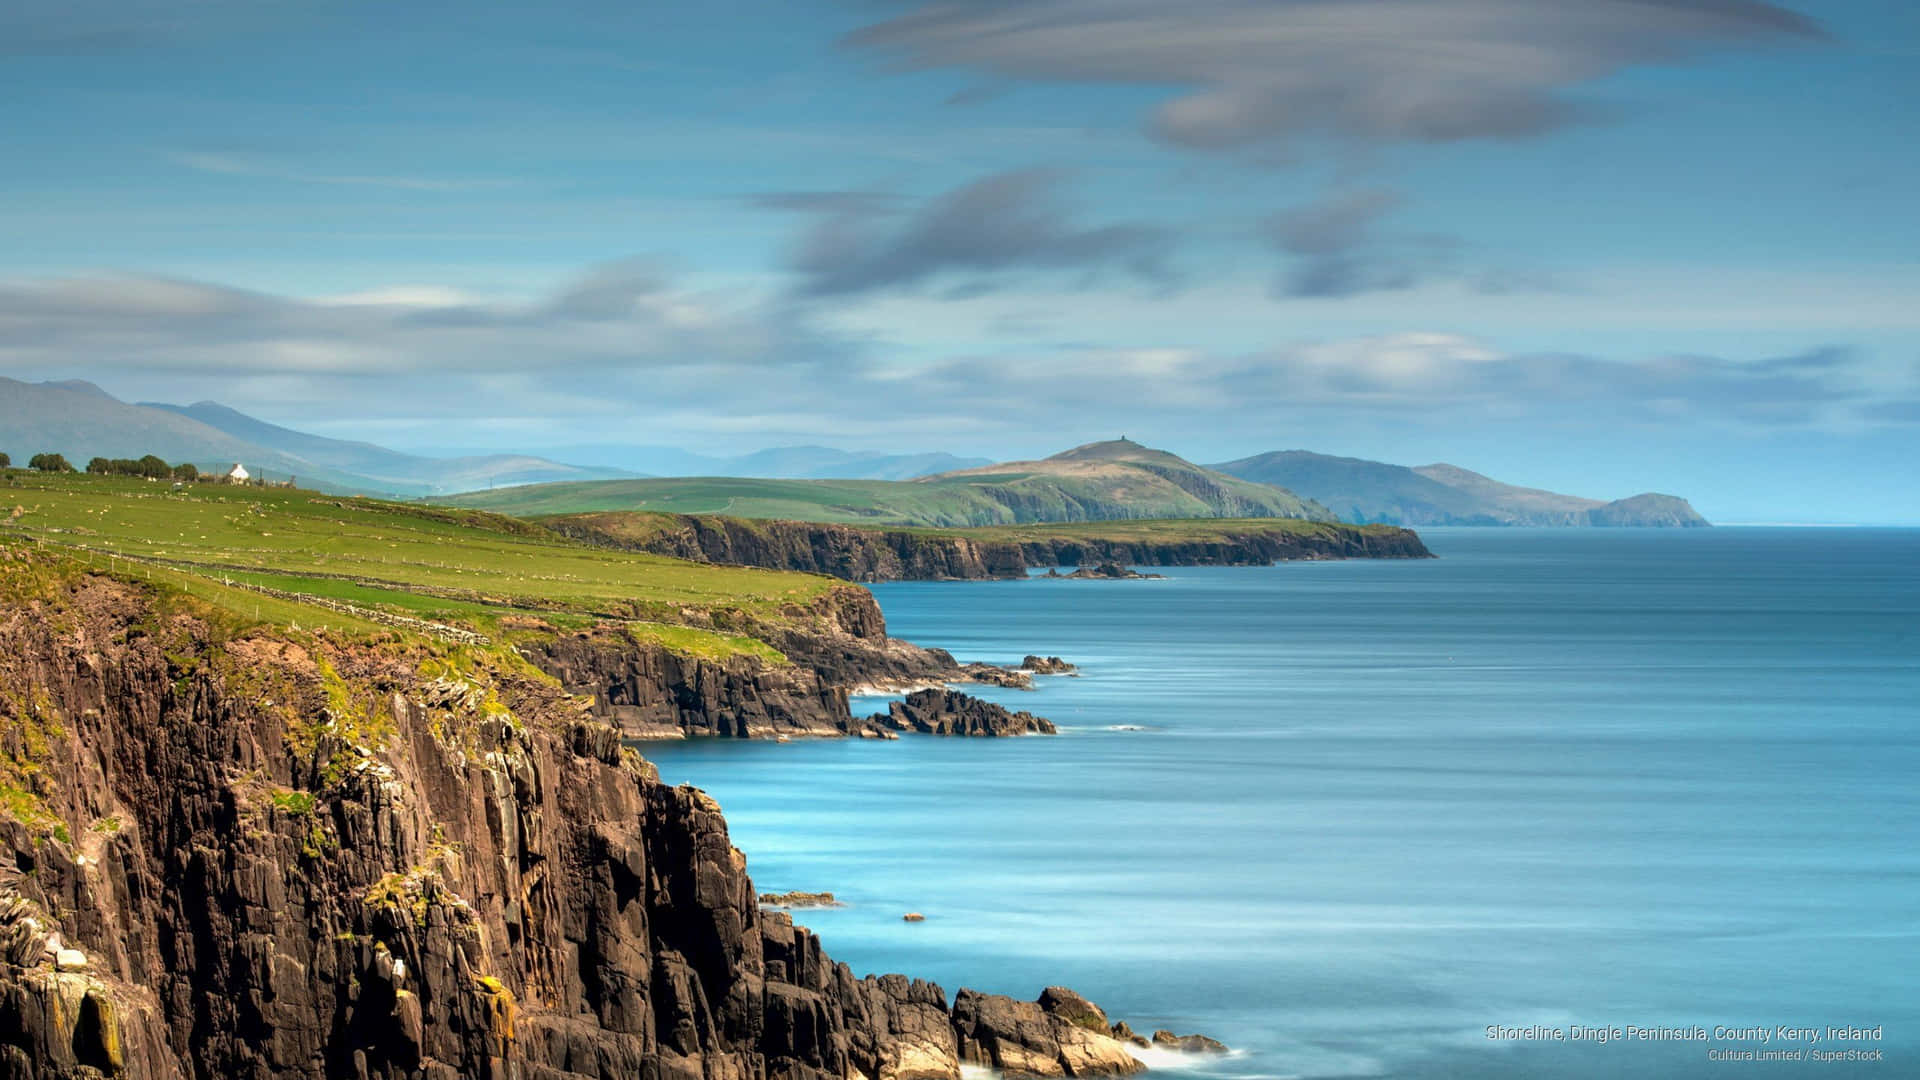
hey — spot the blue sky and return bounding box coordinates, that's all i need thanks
[1,0,1916,521]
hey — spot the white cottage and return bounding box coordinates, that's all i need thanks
[225,463,250,484]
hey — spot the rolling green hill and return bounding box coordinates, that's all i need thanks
[0,467,840,660]
[444,439,1335,525]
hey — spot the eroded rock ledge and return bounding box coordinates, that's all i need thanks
[0,556,1197,1079]
[547,512,1432,583]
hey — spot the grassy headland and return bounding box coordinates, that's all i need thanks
[0,469,839,661]
[540,508,1431,582]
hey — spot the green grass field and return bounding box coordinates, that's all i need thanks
[442,469,1328,527]
[0,471,837,660]
[438,475,1026,524]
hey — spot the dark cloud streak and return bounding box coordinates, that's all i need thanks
[847,0,1822,151]
[762,170,1177,297]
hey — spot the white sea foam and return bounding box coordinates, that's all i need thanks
[1123,1044,1254,1072]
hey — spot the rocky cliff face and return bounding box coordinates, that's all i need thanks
[527,630,855,738]
[0,551,1163,1079]
[1009,529,1428,570]
[548,515,1430,583]
[545,517,1025,583]
[516,585,973,740]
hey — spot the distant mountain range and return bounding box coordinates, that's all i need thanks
[414,442,993,481]
[1212,450,1708,527]
[1,377,1706,525]
[0,379,991,494]
[0,379,633,496]
[447,439,1335,525]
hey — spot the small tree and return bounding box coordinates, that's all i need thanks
[29,453,74,473]
[86,456,113,475]
[137,454,170,478]
[173,462,199,482]
[0,452,10,469]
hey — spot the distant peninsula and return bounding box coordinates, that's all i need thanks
[445,439,1334,525]
[1212,451,1709,527]
[541,513,1431,582]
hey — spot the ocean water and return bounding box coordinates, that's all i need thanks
[639,528,1919,1078]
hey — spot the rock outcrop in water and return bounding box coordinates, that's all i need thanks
[867,689,1057,737]
[0,551,1179,1079]
[758,891,844,909]
[1041,563,1162,580]
[546,513,1431,583]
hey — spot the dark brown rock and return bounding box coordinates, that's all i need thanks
[952,990,1144,1079]
[1053,562,1163,580]
[530,626,851,738]
[759,891,844,909]
[957,663,1033,690]
[1022,656,1076,675]
[1151,1029,1230,1055]
[869,689,1057,737]
[1038,985,1107,1032]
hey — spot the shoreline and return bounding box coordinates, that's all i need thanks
[543,512,1434,583]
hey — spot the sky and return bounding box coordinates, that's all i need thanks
[1,0,1915,522]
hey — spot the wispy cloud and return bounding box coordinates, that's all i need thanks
[169,151,519,192]
[0,266,1901,446]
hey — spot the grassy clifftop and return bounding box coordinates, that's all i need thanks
[0,470,842,661]
[541,509,1430,582]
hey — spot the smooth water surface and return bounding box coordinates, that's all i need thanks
[641,529,1919,1078]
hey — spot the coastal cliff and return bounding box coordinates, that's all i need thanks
[515,584,1054,740]
[0,549,1167,1078]
[545,513,1431,583]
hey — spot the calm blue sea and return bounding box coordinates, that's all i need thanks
[640,528,1919,1079]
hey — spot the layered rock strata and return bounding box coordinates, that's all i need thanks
[547,514,1431,583]
[0,553,1182,1079]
